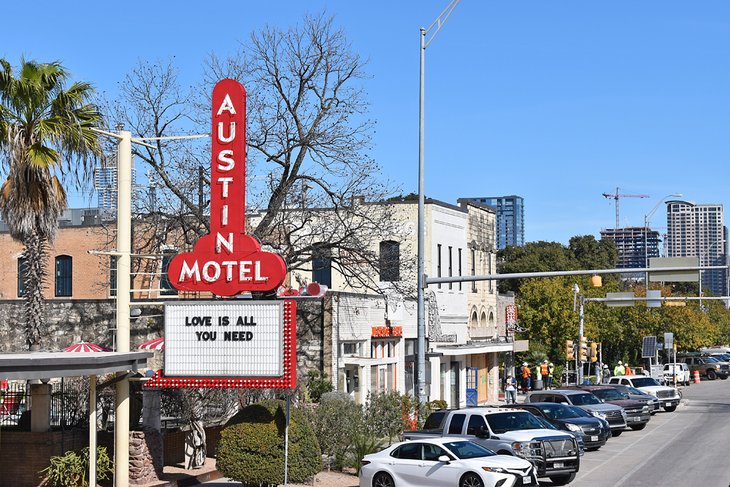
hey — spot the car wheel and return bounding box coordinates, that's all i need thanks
[549,473,576,485]
[630,423,647,431]
[459,472,484,487]
[372,472,395,487]
[664,405,677,412]
[707,369,717,380]
[611,430,623,437]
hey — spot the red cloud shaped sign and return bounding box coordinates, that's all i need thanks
[167,79,287,296]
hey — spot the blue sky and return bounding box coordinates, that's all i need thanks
[2,1,728,244]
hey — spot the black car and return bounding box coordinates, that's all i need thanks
[505,402,611,451]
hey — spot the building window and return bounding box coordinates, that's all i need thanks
[160,253,178,295]
[458,248,462,291]
[471,249,476,292]
[109,256,117,297]
[312,243,332,287]
[379,240,400,282]
[17,257,27,297]
[487,252,493,293]
[437,244,442,289]
[448,246,453,290]
[55,255,72,297]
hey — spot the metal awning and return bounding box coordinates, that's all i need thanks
[0,351,153,380]
[432,342,513,356]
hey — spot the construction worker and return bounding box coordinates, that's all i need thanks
[540,360,549,389]
[614,361,626,376]
[521,362,532,393]
[624,363,632,375]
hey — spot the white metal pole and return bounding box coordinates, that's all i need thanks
[417,26,427,404]
[115,129,132,487]
[89,374,97,487]
[578,296,584,385]
[284,396,290,486]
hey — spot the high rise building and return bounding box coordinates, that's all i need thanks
[666,200,728,297]
[600,226,660,269]
[464,195,524,249]
[93,154,136,215]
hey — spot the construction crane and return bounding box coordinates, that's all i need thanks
[602,187,649,229]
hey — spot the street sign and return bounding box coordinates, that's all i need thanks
[664,332,674,350]
[642,336,657,358]
[647,290,662,308]
[606,292,635,307]
[649,257,700,283]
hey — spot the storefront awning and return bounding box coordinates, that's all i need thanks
[432,342,513,356]
[0,351,152,380]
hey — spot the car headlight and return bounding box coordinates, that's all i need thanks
[590,411,606,420]
[482,466,508,473]
[565,423,582,432]
[511,441,531,457]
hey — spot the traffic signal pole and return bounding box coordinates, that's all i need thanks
[578,295,585,385]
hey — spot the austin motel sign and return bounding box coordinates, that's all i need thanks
[145,79,296,389]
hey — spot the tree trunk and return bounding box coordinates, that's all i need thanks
[22,230,47,351]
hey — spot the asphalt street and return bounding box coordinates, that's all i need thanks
[564,379,730,487]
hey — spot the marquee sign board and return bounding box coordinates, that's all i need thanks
[146,79,296,390]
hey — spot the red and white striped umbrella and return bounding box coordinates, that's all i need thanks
[137,336,165,351]
[63,342,110,353]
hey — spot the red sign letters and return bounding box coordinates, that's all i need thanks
[167,79,287,296]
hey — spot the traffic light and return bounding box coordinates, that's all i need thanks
[580,337,588,362]
[566,340,575,361]
[590,342,598,362]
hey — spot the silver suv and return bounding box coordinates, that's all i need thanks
[528,389,627,437]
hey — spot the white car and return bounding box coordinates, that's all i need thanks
[662,363,691,386]
[359,437,538,487]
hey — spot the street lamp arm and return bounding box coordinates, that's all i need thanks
[423,0,461,48]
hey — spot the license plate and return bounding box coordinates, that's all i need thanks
[665,402,672,407]
[553,462,564,469]
[591,435,598,441]
[629,417,638,421]
[523,476,532,484]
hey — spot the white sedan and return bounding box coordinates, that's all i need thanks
[359,437,538,487]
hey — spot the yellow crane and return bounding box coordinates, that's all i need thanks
[602,187,649,229]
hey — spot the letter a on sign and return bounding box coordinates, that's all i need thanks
[167,79,287,296]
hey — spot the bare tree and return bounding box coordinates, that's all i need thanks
[105,13,415,297]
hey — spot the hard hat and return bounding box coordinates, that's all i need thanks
[549,362,553,366]
[618,361,623,365]
[543,359,548,363]
[523,362,528,366]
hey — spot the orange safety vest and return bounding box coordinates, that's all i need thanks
[522,366,531,378]
[540,363,549,376]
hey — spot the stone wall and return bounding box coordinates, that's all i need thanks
[0,299,163,352]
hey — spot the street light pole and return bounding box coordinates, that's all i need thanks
[417,0,460,404]
[644,194,682,292]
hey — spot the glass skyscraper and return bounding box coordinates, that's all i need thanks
[464,195,524,249]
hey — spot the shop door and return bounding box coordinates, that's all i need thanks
[466,368,478,406]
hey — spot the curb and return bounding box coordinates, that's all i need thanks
[146,469,224,487]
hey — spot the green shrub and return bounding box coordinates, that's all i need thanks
[40,446,113,487]
[363,391,404,444]
[305,370,334,403]
[347,430,383,474]
[216,400,322,485]
[309,391,362,469]
[429,399,448,411]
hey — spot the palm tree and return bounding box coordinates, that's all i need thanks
[0,59,102,350]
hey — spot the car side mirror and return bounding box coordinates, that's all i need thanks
[477,425,490,439]
[438,455,451,463]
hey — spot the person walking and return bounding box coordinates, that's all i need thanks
[624,363,632,375]
[521,362,532,393]
[505,375,517,404]
[614,361,626,376]
[547,362,555,389]
[540,360,549,389]
[602,364,611,383]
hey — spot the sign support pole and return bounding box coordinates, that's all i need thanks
[284,395,290,486]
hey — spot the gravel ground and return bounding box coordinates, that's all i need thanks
[199,470,359,487]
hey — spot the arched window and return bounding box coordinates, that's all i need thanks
[17,257,27,297]
[379,240,400,282]
[55,255,72,297]
[160,252,178,296]
[312,243,332,287]
[488,311,495,327]
[480,311,487,328]
[470,309,479,328]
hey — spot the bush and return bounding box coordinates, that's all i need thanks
[216,400,322,485]
[363,391,403,444]
[309,391,362,469]
[305,370,334,403]
[40,447,113,487]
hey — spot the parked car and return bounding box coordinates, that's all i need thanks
[603,383,661,414]
[527,389,627,436]
[681,356,729,380]
[505,402,610,451]
[574,385,651,430]
[359,437,538,487]
[608,376,681,412]
[403,407,581,484]
[662,363,691,385]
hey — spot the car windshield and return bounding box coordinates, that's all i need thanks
[631,377,660,387]
[444,441,496,459]
[626,386,646,395]
[567,405,593,418]
[540,405,579,420]
[570,393,601,405]
[591,388,624,401]
[486,411,545,434]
